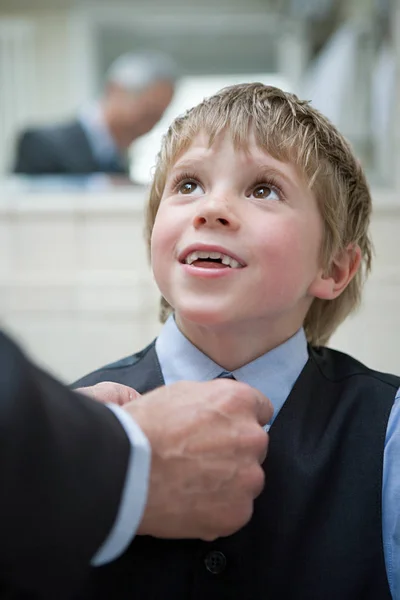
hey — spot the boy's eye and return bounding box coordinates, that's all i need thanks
[178,181,200,195]
[251,185,280,201]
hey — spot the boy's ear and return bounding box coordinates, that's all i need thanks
[309,244,362,300]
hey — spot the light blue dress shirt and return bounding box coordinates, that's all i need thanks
[92,315,400,599]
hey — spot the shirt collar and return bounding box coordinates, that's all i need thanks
[155,315,309,426]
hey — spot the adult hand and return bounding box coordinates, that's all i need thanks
[124,379,272,541]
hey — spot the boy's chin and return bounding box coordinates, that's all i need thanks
[175,304,236,328]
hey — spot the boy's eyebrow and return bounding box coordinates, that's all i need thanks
[253,164,299,190]
[170,157,207,172]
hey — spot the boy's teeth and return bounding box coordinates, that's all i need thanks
[187,251,199,263]
[184,250,242,268]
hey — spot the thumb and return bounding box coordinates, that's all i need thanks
[76,381,142,406]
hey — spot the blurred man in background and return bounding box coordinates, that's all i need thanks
[13,51,177,177]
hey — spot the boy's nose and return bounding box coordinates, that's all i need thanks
[192,198,240,231]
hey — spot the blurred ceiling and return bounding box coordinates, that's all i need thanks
[0,0,82,8]
[0,0,272,10]
[0,0,334,14]
[0,0,390,61]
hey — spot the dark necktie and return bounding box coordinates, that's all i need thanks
[217,371,236,380]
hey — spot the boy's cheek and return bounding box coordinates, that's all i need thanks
[151,233,177,286]
[150,219,169,256]
[151,231,173,265]
[152,215,185,261]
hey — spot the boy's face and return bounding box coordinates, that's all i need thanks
[151,129,328,336]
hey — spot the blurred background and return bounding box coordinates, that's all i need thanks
[0,0,399,382]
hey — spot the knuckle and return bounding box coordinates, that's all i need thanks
[252,465,266,497]
[232,381,254,402]
[254,428,269,455]
[241,464,265,497]
[217,384,242,411]
[236,427,255,451]
[232,384,261,417]
[238,424,268,454]
[218,381,255,413]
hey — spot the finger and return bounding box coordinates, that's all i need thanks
[252,389,274,427]
[211,379,273,427]
[250,464,266,499]
[119,386,142,404]
[75,387,96,400]
[258,431,269,464]
[95,381,142,405]
[78,382,142,406]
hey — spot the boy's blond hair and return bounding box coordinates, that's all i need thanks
[145,83,373,346]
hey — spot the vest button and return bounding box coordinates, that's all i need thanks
[204,550,227,574]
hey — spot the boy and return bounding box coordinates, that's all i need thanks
[73,83,399,599]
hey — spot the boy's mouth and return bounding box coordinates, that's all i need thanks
[179,246,246,270]
[185,251,242,269]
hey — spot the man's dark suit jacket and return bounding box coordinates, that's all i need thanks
[0,331,130,598]
[13,120,128,176]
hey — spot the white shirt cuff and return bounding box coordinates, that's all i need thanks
[90,403,151,566]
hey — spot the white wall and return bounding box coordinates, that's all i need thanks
[0,7,87,174]
[0,184,161,383]
[0,8,78,123]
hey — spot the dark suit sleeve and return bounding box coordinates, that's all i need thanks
[0,331,131,595]
[13,129,59,174]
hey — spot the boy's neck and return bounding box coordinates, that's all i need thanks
[175,314,303,372]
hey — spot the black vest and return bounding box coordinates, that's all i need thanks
[73,342,399,600]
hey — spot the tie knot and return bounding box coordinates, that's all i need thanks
[217,371,236,380]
